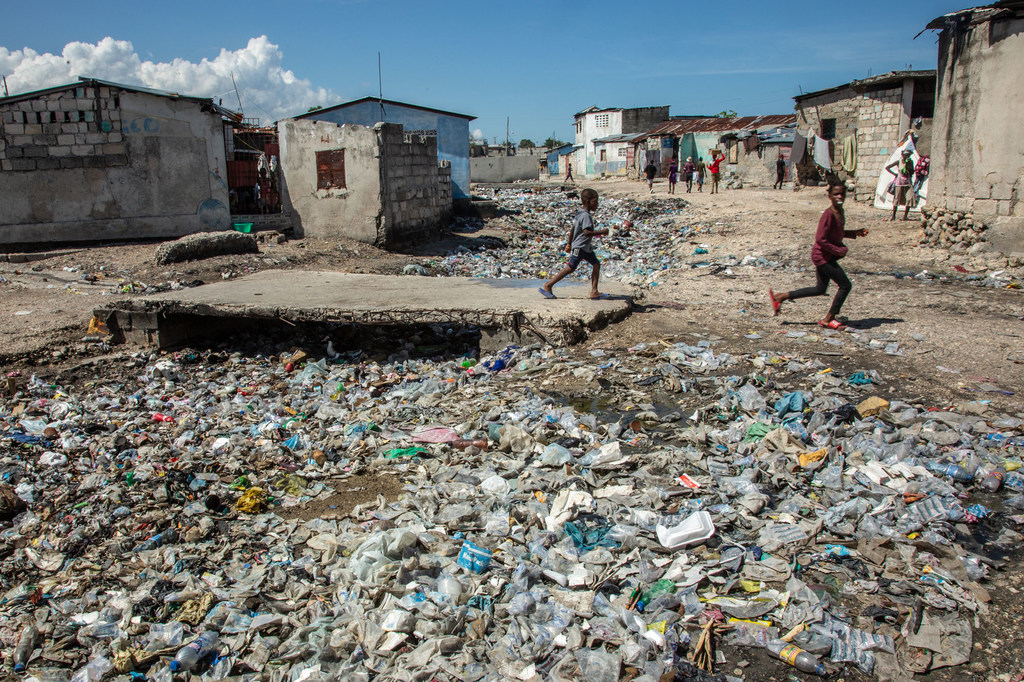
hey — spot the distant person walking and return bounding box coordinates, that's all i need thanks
[565,161,575,184]
[539,188,626,300]
[683,157,696,193]
[774,153,786,189]
[644,159,658,193]
[768,180,868,330]
[885,149,914,221]
[668,158,678,194]
[695,157,705,192]
[707,151,724,194]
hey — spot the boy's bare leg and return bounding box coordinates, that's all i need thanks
[589,262,602,298]
[542,265,573,294]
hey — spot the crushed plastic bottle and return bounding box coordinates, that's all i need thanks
[169,631,220,673]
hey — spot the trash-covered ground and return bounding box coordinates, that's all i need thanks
[3,180,1024,680]
[3,311,1024,680]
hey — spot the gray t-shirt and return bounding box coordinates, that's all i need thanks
[570,209,595,251]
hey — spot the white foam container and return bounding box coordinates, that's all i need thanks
[656,510,715,550]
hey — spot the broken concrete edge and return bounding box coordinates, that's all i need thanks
[94,298,634,350]
[0,249,85,263]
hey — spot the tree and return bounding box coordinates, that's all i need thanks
[714,109,738,118]
[543,137,568,149]
[519,139,535,149]
[307,105,323,113]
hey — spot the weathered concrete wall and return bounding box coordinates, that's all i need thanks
[735,143,791,187]
[579,110,622,177]
[621,106,669,134]
[471,154,540,183]
[0,87,229,245]
[279,120,450,247]
[930,14,1024,233]
[278,119,384,243]
[302,102,471,200]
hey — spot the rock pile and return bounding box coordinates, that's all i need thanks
[920,207,988,250]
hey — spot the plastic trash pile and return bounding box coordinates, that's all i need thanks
[2,327,1022,681]
[433,189,751,288]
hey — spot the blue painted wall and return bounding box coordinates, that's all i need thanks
[305,101,472,199]
[546,145,573,175]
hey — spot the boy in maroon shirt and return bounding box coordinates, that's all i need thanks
[768,181,868,330]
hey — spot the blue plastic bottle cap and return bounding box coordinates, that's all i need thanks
[169,661,181,672]
[14,664,25,673]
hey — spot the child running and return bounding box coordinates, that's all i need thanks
[768,180,868,330]
[539,188,621,300]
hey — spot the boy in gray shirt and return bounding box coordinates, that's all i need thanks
[540,188,622,300]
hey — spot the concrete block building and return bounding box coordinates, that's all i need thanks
[923,2,1024,252]
[293,97,474,202]
[278,119,451,247]
[572,105,669,178]
[792,70,936,200]
[0,77,234,246]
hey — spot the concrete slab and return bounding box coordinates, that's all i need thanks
[96,270,633,348]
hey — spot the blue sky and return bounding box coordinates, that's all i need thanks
[1,1,962,144]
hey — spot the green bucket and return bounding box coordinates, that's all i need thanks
[232,222,253,234]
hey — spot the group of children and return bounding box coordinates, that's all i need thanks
[660,150,726,195]
[541,179,867,331]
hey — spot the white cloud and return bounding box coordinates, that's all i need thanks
[0,36,336,122]
[471,128,484,140]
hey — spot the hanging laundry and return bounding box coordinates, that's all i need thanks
[790,132,807,165]
[813,135,831,170]
[841,135,857,174]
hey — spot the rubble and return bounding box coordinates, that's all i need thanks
[154,232,260,266]
[920,207,987,250]
[1,320,1022,681]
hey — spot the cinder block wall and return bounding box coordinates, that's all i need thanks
[378,123,447,245]
[0,85,229,245]
[796,86,913,200]
[855,88,910,198]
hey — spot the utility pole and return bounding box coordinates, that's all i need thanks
[378,52,385,121]
[506,117,510,156]
[2,75,8,98]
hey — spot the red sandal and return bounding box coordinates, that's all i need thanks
[818,319,847,331]
[768,289,781,316]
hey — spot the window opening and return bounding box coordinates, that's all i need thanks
[316,149,346,190]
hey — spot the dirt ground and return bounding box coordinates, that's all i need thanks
[3,177,1024,680]
[5,176,1019,410]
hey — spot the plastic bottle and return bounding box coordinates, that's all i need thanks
[925,461,973,483]
[13,624,40,673]
[766,639,827,676]
[168,631,220,673]
[981,466,1005,492]
[135,529,178,552]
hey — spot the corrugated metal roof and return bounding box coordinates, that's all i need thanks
[793,70,936,102]
[592,132,647,144]
[642,114,797,138]
[923,2,1022,31]
[292,96,475,121]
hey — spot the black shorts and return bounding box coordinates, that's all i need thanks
[567,249,599,270]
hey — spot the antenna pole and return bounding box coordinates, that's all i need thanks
[378,52,384,121]
[229,71,243,115]
[2,75,8,97]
